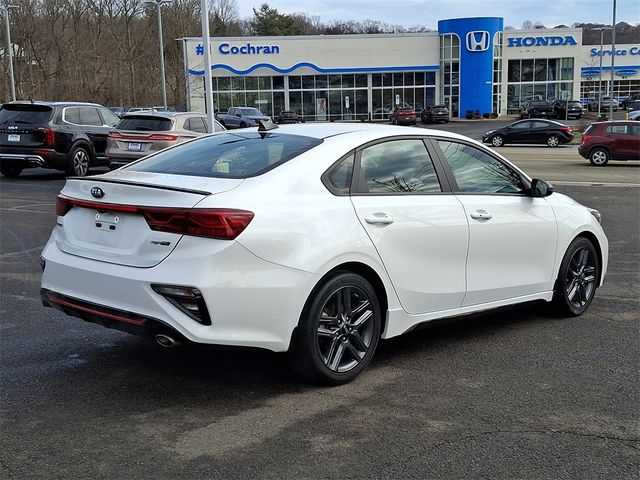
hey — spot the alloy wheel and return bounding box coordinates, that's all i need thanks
[547,135,560,147]
[316,285,375,373]
[564,247,597,310]
[491,135,504,147]
[72,149,90,176]
[590,149,609,166]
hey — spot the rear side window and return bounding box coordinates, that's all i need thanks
[185,117,207,133]
[126,132,323,178]
[79,107,103,126]
[0,104,53,124]
[64,107,81,124]
[606,125,629,134]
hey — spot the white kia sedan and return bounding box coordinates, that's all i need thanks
[41,122,608,384]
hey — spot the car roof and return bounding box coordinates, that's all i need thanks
[121,111,198,119]
[237,122,472,143]
[6,100,103,108]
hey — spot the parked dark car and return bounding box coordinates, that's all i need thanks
[277,110,298,124]
[0,101,120,177]
[482,119,574,148]
[421,105,450,123]
[578,121,640,166]
[552,100,583,119]
[105,111,225,170]
[520,100,555,119]
[587,96,618,113]
[390,106,417,126]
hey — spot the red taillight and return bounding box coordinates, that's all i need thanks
[55,195,253,240]
[108,132,177,142]
[582,134,592,145]
[147,134,178,141]
[38,127,55,146]
[560,126,573,134]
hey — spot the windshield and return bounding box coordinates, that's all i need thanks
[0,104,53,125]
[238,108,264,116]
[126,132,323,178]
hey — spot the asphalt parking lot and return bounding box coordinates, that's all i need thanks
[1,126,639,479]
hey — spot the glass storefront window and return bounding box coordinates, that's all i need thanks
[356,74,368,88]
[342,75,355,88]
[521,60,534,82]
[316,76,328,89]
[560,58,574,81]
[382,73,393,87]
[218,77,231,91]
[273,91,285,115]
[303,90,315,117]
[404,73,414,86]
[259,77,271,90]
[245,76,258,90]
[393,73,403,87]
[508,60,520,83]
[302,75,315,89]
[290,91,302,114]
[534,59,547,82]
[329,75,341,88]
[273,76,284,90]
[289,76,301,90]
[372,74,382,88]
[232,77,244,91]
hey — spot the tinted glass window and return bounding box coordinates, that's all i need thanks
[531,121,551,129]
[79,107,103,126]
[324,153,354,195]
[357,139,441,194]
[606,125,628,134]
[99,107,120,127]
[185,117,207,133]
[64,107,80,124]
[0,104,53,124]
[437,141,526,194]
[116,116,172,131]
[126,132,323,179]
[510,121,530,130]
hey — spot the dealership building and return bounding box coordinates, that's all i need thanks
[180,17,640,119]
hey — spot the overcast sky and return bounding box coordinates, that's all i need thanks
[236,0,640,29]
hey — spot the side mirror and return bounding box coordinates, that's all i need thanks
[530,178,554,198]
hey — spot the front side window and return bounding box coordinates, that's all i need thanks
[126,132,322,179]
[436,140,526,194]
[356,139,441,194]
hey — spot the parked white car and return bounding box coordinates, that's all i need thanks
[41,122,608,384]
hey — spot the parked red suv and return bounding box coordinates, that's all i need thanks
[578,121,640,166]
[389,107,417,126]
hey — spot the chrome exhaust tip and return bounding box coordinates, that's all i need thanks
[154,333,181,348]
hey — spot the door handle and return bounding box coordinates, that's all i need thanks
[365,213,394,225]
[470,209,492,220]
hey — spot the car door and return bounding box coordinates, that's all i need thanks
[505,121,532,144]
[434,139,557,306]
[78,106,110,159]
[349,137,469,314]
[530,120,552,143]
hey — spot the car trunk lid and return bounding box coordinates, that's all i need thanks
[0,104,55,150]
[55,172,244,267]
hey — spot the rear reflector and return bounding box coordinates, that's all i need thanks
[56,194,254,240]
[151,284,211,325]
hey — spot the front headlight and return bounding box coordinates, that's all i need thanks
[589,208,602,223]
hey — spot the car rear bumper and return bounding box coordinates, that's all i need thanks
[40,233,316,352]
[0,150,68,170]
[395,118,416,125]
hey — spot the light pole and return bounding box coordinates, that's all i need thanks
[609,0,617,119]
[1,5,17,102]
[144,0,171,110]
[593,26,611,118]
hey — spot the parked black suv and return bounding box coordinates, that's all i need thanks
[0,101,120,177]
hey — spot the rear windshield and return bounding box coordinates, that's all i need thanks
[583,125,595,135]
[0,104,53,125]
[567,101,582,107]
[125,132,323,178]
[116,116,172,131]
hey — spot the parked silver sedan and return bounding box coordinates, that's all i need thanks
[106,111,225,169]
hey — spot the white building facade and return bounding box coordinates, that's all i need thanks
[180,16,640,119]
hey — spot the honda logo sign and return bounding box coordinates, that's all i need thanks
[466,31,490,52]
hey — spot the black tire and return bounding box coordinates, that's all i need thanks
[547,135,560,147]
[589,148,610,166]
[66,145,91,177]
[491,134,505,147]
[289,272,382,385]
[0,165,23,177]
[552,237,599,317]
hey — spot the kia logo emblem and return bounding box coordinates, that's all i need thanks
[90,187,105,199]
